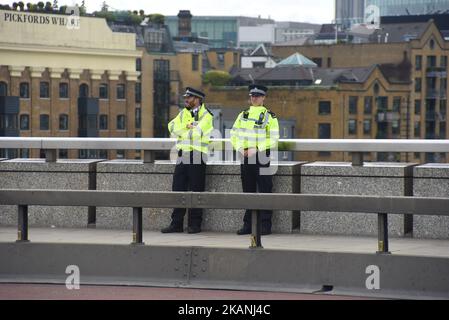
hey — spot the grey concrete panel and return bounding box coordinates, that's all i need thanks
[96,161,304,233]
[0,159,102,228]
[300,162,417,237]
[413,164,449,239]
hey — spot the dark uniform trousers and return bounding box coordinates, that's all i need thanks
[171,151,206,228]
[240,150,273,231]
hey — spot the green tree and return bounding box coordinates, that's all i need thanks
[37,2,44,11]
[147,13,165,25]
[203,70,232,86]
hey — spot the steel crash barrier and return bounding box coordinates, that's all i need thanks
[0,189,448,253]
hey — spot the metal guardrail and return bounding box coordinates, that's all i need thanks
[1,137,449,165]
[1,189,448,252]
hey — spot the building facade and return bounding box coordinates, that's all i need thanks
[0,9,140,159]
[270,20,449,163]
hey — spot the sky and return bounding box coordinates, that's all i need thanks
[12,0,336,24]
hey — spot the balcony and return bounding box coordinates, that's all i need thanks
[426,66,447,78]
[426,89,447,100]
[376,111,400,123]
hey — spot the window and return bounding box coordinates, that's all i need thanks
[415,100,421,115]
[415,55,422,71]
[20,114,30,130]
[135,83,141,103]
[217,53,225,66]
[20,82,29,99]
[79,83,89,97]
[40,82,49,98]
[312,58,322,67]
[440,122,446,139]
[441,56,447,68]
[99,115,108,130]
[348,119,357,135]
[99,150,108,159]
[349,96,358,115]
[0,114,17,129]
[116,84,125,100]
[415,78,421,93]
[20,149,30,158]
[393,97,401,113]
[192,54,199,71]
[59,83,68,98]
[440,78,447,92]
[318,123,331,139]
[427,55,436,68]
[364,96,373,114]
[414,122,421,137]
[429,39,435,50]
[99,83,108,99]
[117,115,126,130]
[116,150,125,159]
[377,96,388,112]
[318,123,331,156]
[136,58,142,72]
[40,114,49,130]
[440,100,447,120]
[0,81,7,96]
[363,120,371,135]
[59,114,69,130]
[59,150,68,159]
[135,108,141,129]
[318,101,331,115]
[252,62,266,68]
[327,57,332,68]
[392,120,400,135]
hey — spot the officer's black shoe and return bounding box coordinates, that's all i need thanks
[161,224,183,233]
[236,227,251,235]
[187,226,201,234]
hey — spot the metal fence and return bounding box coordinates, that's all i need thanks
[1,137,449,165]
[1,189,448,252]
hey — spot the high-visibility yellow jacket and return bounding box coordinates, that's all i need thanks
[168,103,214,154]
[230,105,279,152]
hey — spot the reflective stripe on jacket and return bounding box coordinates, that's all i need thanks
[230,105,279,152]
[168,104,214,154]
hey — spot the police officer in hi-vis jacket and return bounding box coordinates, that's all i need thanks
[230,84,279,235]
[161,87,214,234]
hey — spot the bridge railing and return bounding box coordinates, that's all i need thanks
[1,189,448,253]
[1,137,449,165]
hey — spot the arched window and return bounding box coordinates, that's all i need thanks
[99,83,108,99]
[20,82,29,98]
[0,81,8,96]
[79,83,89,97]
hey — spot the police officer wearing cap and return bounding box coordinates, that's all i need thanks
[161,87,214,234]
[230,84,280,235]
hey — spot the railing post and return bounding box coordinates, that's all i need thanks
[132,207,144,245]
[143,150,155,163]
[377,213,391,254]
[45,149,57,162]
[17,205,30,243]
[250,210,263,249]
[351,152,364,166]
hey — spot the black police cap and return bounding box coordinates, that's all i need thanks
[248,84,268,96]
[183,87,206,99]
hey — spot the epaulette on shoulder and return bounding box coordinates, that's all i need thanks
[204,106,214,116]
[267,110,277,118]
